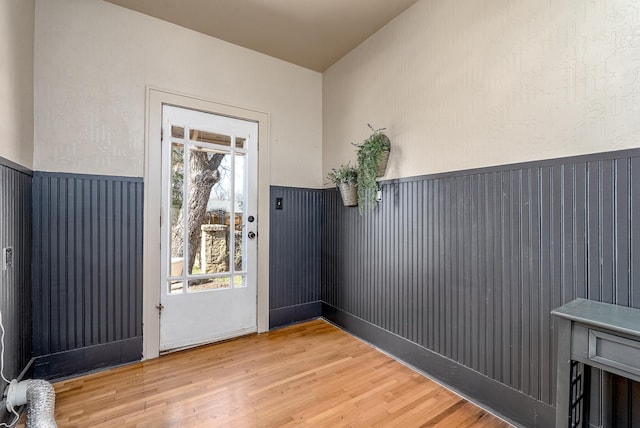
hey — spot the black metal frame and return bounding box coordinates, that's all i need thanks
[569,360,591,428]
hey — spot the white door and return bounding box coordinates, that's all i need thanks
[160,104,258,352]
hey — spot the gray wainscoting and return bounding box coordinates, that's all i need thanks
[0,159,32,424]
[269,186,322,328]
[321,149,640,427]
[32,172,143,379]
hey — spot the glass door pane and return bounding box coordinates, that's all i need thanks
[163,107,253,295]
[169,142,185,294]
[234,152,246,288]
[186,145,231,291]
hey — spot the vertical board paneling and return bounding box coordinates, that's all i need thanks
[0,162,32,389]
[321,149,640,423]
[615,159,630,306]
[269,186,321,328]
[32,172,143,356]
[632,158,640,309]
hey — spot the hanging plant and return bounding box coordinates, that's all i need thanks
[354,124,390,214]
[327,163,358,207]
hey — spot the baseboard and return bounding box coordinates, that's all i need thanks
[269,301,322,329]
[33,337,143,381]
[18,357,36,381]
[322,303,554,428]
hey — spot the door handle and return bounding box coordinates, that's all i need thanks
[247,231,256,239]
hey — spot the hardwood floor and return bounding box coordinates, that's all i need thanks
[43,319,511,427]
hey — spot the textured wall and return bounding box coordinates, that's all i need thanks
[32,172,143,358]
[0,161,32,423]
[269,186,322,327]
[34,0,322,188]
[322,149,640,426]
[323,0,640,183]
[0,0,34,169]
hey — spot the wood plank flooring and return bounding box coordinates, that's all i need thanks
[43,319,511,427]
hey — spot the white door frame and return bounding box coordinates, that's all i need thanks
[143,87,270,360]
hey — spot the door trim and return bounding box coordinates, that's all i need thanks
[143,87,270,360]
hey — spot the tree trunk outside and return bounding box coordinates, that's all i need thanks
[171,150,225,273]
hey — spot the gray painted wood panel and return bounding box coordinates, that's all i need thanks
[32,172,143,356]
[0,161,32,425]
[321,149,640,424]
[0,164,32,373]
[269,186,321,327]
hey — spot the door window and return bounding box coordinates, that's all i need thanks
[165,121,249,294]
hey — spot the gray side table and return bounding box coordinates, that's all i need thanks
[552,298,640,427]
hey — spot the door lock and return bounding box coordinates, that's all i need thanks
[247,231,256,239]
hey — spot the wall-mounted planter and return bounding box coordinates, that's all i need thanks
[355,125,390,213]
[327,162,358,208]
[338,182,358,207]
[375,140,391,177]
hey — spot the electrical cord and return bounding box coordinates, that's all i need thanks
[0,310,20,427]
[0,310,9,384]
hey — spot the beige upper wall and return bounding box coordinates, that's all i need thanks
[0,0,35,170]
[323,0,640,184]
[34,0,322,188]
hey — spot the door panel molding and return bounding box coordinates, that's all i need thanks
[144,87,270,360]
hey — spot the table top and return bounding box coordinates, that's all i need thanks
[551,298,640,338]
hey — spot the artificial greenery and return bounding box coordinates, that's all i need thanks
[354,124,390,214]
[327,162,358,186]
